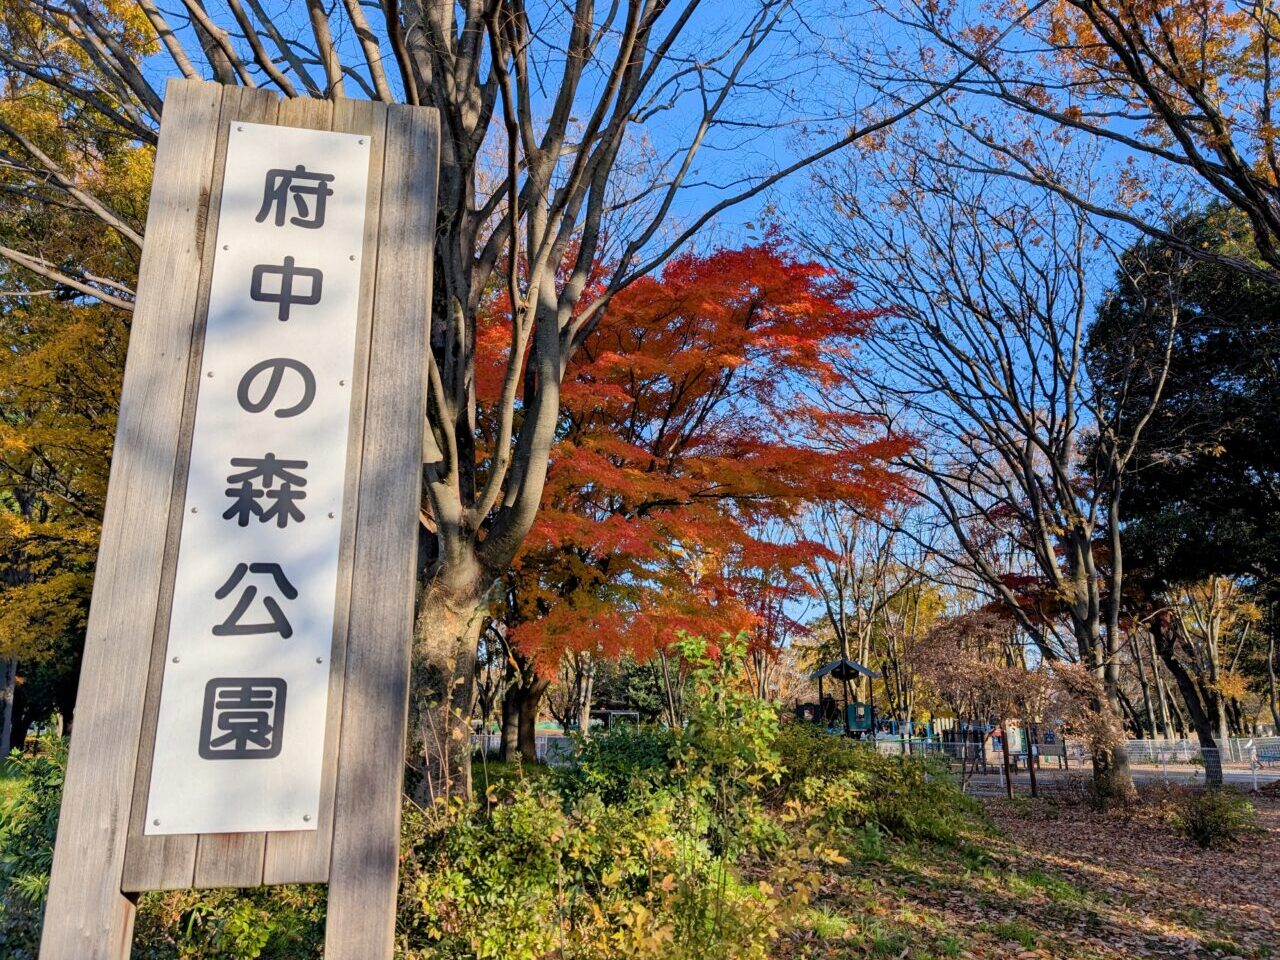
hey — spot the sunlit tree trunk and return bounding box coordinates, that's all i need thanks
[1267,627,1280,733]
[999,722,1014,799]
[1149,630,1174,739]
[576,657,594,736]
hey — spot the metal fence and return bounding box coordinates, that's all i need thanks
[875,737,1279,791]
[1122,736,1280,767]
[469,731,1280,788]
[472,732,575,764]
[870,742,1080,773]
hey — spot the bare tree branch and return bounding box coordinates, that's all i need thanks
[0,245,134,311]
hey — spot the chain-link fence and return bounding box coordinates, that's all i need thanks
[1123,736,1280,766]
[1120,739,1280,789]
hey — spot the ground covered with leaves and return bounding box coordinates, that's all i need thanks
[784,792,1279,960]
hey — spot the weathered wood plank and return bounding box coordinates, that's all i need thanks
[324,102,440,960]
[38,79,225,960]
[189,92,334,891]
[263,95,388,885]
[122,83,281,895]
[190,832,265,889]
[276,90,333,131]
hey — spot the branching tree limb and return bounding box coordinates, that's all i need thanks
[0,0,1005,800]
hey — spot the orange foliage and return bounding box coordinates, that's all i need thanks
[479,241,910,672]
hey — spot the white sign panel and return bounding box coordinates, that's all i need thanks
[145,123,370,835]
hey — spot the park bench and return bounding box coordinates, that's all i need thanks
[1255,744,1280,768]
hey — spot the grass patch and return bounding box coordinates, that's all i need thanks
[1007,867,1085,903]
[803,906,853,938]
[993,918,1040,949]
[470,755,554,797]
[934,935,964,957]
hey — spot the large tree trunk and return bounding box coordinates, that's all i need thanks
[0,659,16,757]
[499,681,521,762]
[1100,650,1136,799]
[1061,530,1135,802]
[1090,699,1135,802]
[411,575,487,804]
[498,650,549,763]
[517,676,550,764]
[1072,616,1135,801]
[577,658,594,735]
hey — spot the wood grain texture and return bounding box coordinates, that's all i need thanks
[39,79,225,960]
[263,95,388,885]
[122,83,281,895]
[324,102,440,960]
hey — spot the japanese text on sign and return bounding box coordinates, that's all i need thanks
[145,123,371,835]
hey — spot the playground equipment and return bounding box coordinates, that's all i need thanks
[805,657,880,740]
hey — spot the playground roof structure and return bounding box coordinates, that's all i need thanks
[810,657,880,682]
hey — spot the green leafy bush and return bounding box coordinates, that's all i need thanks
[0,736,323,960]
[399,633,804,960]
[554,723,676,806]
[0,738,64,958]
[133,886,325,960]
[772,723,981,846]
[1169,787,1258,849]
[398,780,790,960]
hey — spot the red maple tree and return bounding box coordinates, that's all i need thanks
[477,240,909,757]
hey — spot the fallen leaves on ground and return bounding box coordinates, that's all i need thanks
[775,791,1278,959]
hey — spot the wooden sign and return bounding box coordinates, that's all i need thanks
[39,80,439,960]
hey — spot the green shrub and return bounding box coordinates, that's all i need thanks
[669,634,785,859]
[1,633,989,960]
[555,723,677,805]
[0,738,64,959]
[398,781,789,960]
[0,735,323,960]
[397,634,818,960]
[132,886,325,960]
[1169,788,1257,849]
[772,723,981,846]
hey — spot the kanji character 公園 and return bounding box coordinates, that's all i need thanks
[199,677,287,759]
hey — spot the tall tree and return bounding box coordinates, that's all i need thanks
[1089,205,1280,756]
[483,242,905,763]
[0,0,979,797]
[0,19,147,749]
[799,126,1182,797]
[1090,207,1280,589]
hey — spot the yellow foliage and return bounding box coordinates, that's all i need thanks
[1215,671,1251,702]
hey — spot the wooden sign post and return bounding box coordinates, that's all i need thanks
[38,79,438,960]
